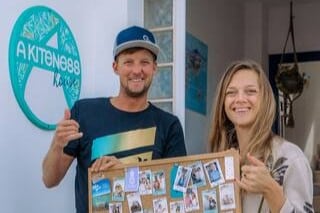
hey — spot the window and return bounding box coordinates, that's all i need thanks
[133,0,186,128]
[145,0,174,113]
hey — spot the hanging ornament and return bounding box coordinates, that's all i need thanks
[275,1,306,128]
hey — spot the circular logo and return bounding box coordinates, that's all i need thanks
[9,6,81,130]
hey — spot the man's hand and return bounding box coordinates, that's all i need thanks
[91,156,122,172]
[42,109,82,187]
[53,109,83,148]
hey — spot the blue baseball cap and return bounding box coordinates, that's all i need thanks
[113,25,160,59]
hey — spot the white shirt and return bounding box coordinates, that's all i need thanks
[242,136,314,213]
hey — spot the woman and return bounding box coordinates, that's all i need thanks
[208,60,313,212]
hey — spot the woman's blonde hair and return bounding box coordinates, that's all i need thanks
[208,60,276,162]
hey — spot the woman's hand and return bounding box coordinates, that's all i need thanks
[238,153,273,193]
[237,153,285,212]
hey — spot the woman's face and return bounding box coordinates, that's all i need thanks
[224,69,260,129]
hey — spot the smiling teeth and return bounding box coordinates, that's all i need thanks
[235,108,248,112]
[131,79,142,82]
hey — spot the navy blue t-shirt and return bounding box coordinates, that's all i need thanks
[63,97,186,212]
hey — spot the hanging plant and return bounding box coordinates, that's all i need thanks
[275,1,306,128]
[275,64,304,95]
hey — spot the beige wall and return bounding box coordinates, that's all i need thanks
[185,0,320,164]
[185,0,245,154]
[267,1,320,164]
[283,62,320,164]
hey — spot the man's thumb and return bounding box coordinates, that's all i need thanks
[64,109,71,120]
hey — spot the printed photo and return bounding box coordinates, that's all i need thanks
[109,202,122,213]
[204,159,225,187]
[152,170,166,195]
[224,156,235,180]
[202,189,218,213]
[170,200,185,213]
[127,192,143,213]
[153,197,168,213]
[189,161,206,187]
[143,208,153,213]
[173,166,192,192]
[139,170,153,195]
[183,186,200,212]
[112,177,125,201]
[125,166,139,192]
[92,177,111,210]
[219,183,236,210]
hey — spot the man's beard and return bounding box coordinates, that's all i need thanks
[124,84,151,98]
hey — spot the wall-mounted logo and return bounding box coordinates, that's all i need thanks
[9,6,81,130]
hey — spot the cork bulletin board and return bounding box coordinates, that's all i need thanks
[88,149,241,213]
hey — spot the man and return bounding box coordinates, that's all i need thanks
[42,25,186,212]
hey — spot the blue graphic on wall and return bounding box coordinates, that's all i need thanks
[8,6,82,130]
[185,32,207,115]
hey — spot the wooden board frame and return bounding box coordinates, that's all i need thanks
[89,149,241,213]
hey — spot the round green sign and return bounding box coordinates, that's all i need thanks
[9,6,81,130]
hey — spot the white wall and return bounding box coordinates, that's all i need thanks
[0,0,128,212]
[185,0,245,154]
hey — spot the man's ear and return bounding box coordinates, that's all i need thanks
[112,61,119,75]
[153,62,158,74]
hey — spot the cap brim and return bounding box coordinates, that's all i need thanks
[114,40,159,58]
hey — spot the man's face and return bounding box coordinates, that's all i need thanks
[113,49,157,98]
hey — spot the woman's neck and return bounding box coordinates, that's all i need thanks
[235,127,251,155]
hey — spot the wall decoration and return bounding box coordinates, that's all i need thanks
[185,32,208,115]
[8,5,82,130]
